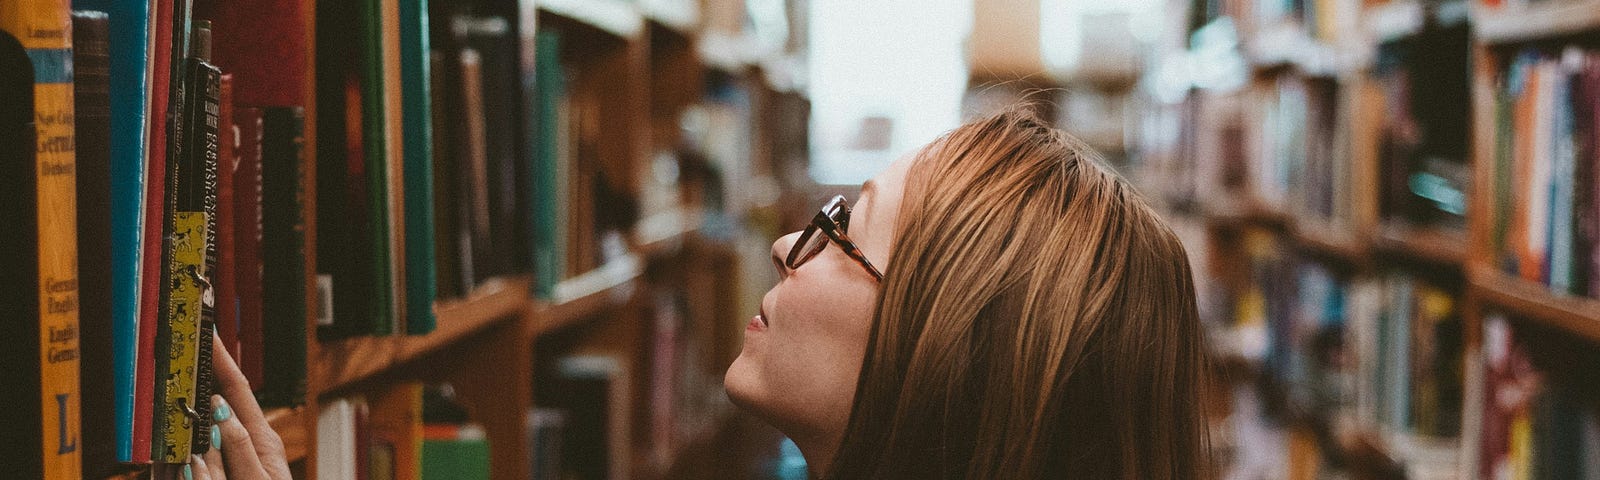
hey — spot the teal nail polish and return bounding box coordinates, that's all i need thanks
[182,464,193,480]
[211,425,222,450]
[213,401,231,422]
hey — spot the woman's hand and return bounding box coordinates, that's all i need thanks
[190,333,293,480]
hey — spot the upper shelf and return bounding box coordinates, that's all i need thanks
[1371,223,1467,268]
[1469,264,1600,343]
[539,0,645,38]
[1474,1,1600,45]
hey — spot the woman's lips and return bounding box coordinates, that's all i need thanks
[749,307,770,331]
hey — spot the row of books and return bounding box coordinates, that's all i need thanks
[3,1,315,476]
[1245,74,1345,225]
[1370,19,1473,232]
[1479,314,1600,479]
[1488,46,1600,299]
[1212,227,1464,467]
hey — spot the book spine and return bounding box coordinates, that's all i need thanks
[0,27,43,480]
[259,106,307,408]
[71,10,118,477]
[399,0,435,335]
[531,29,563,298]
[217,74,239,367]
[428,50,463,300]
[382,0,404,336]
[233,108,264,386]
[364,0,393,336]
[134,0,174,462]
[189,22,222,454]
[71,0,153,463]
[0,1,81,477]
[155,21,220,461]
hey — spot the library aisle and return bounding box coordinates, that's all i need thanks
[5,0,1600,478]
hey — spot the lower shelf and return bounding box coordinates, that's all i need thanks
[1469,264,1600,342]
[266,407,310,462]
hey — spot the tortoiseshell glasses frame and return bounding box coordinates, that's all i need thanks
[784,195,884,281]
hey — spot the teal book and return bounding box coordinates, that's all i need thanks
[399,0,435,334]
[531,29,566,299]
[71,0,151,463]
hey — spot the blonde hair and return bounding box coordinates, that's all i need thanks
[825,108,1212,479]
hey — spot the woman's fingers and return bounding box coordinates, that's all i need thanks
[211,334,291,479]
[213,394,270,479]
[203,443,227,480]
[190,454,213,480]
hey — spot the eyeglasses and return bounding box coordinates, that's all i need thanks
[785,195,884,281]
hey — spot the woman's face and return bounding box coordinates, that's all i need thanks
[724,152,915,447]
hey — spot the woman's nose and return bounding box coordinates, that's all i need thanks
[771,231,802,278]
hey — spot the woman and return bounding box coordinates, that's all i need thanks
[205,107,1211,479]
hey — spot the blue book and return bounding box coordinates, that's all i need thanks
[72,0,151,463]
[399,0,436,334]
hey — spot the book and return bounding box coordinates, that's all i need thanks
[0,0,81,476]
[456,45,492,291]
[318,397,360,480]
[71,9,117,476]
[549,355,631,480]
[205,0,306,108]
[0,19,81,478]
[531,28,566,298]
[400,0,436,334]
[135,0,176,462]
[233,107,265,387]
[217,74,239,367]
[259,106,309,408]
[526,409,565,480]
[69,0,154,463]
[154,19,221,462]
[316,0,394,338]
[422,424,490,480]
[428,50,466,299]
[368,383,424,480]
[382,0,406,336]
[456,15,527,283]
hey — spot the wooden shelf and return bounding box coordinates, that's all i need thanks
[1474,1,1600,45]
[532,255,646,336]
[1469,264,1600,343]
[540,0,645,38]
[266,407,310,462]
[1199,194,1293,228]
[1371,223,1467,267]
[314,276,533,396]
[1291,222,1369,267]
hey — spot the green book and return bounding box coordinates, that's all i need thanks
[259,107,309,408]
[531,29,566,299]
[421,428,490,480]
[399,0,436,334]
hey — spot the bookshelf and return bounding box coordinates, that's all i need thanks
[1473,1,1600,45]
[1134,0,1598,476]
[0,0,808,477]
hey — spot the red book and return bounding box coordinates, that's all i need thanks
[217,74,239,364]
[134,0,176,463]
[234,108,265,387]
[209,0,307,107]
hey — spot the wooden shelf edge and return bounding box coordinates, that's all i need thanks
[539,0,645,39]
[1291,222,1370,267]
[531,256,645,336]
[1371,223,1467,267]
[1474,1,1600,45]
[1468,264,1600,342]
[1199,194,1293,228]
[266,407,310,462]
[314,276,533,396]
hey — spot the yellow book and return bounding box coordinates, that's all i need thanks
[157,212,208,462]
[0,1,80,478]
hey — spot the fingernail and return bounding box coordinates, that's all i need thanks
[211,425,222,450]
[182,464,193,480]
[212,396,230,422]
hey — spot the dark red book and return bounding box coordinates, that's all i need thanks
[134,0,177,463]
[206,0,306,107]
[73,11,118,477]
[217,74,239,365]
[234,107,265,387]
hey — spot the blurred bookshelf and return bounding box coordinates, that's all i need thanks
[1132,0,1600,477]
